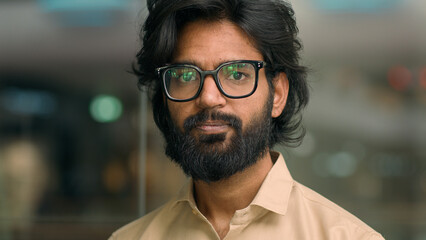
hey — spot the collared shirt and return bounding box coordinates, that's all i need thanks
[109,152,385,240]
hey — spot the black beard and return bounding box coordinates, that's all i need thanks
[164,96,273,183]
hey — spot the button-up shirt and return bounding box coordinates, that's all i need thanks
[109,152,384,240]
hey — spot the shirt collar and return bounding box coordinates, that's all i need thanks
[250,151,294,215]
[173,151,294,216]
[174,178,197,209]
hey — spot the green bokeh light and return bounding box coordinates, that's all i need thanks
[90,95,123,123]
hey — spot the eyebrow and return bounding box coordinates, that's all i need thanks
[170,59,237,70]
[171,60,199,66]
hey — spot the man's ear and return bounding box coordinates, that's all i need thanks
[271,72,289,118]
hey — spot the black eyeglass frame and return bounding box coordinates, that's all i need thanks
[156,60,266,102]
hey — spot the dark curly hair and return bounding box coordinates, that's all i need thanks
[134,0,309,147]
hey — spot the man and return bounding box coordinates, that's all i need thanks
[110,0,384,239]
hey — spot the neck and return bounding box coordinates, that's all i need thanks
[193,150,274,239]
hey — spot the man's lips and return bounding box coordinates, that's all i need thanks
[195,121,230,133]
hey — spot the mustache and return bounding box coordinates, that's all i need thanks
[183,110,242,133]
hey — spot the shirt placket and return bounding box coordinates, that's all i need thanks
[224,206,258,239]
[189,203,222,240]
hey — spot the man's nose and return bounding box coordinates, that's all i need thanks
[195,75,226,109]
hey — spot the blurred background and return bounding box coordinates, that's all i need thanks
[0,0,425,239]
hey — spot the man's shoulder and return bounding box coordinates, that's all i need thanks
[291,181,384,239]
[108,202,171,240]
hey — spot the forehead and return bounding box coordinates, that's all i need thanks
[172,20,263,68]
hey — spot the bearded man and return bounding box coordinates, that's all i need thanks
[109,0,385,239]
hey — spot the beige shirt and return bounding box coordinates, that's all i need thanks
[109,152,384,240]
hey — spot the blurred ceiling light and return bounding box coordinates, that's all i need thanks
[38,0,130,27]
[387,65,412,91]
[89,94,122,123]
[39,0,128,11]
[0,88,57,116]
[326,152,358,178]
[311,0,402,12]
[312,151,359,178]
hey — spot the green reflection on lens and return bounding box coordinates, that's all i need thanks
[181,71,195,82]
[223,64,246,81]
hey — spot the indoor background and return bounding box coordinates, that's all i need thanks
[0,0,425,239]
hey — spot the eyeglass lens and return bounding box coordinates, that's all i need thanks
[164,62,256,100]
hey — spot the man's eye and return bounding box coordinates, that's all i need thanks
[223,71,245,81]
[170,69,197,82]
[222,64,250,81]
[179,71,196,82]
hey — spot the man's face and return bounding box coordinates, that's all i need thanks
[164,19,280,182]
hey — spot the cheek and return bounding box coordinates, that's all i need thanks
[167,101,191,128]
[167,103,180,122]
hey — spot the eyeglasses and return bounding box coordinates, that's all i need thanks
[156,60,266,102]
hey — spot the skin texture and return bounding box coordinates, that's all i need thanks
[168,19,289,239]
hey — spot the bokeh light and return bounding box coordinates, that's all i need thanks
[387,65,412,91]
[312,0,401,12]
[89,94,123,123]
[326,152,358,178]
